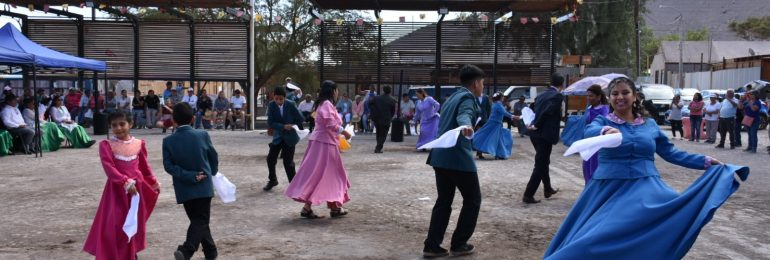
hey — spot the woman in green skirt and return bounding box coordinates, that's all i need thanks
[22,98,65,152]
[49,96,95,148]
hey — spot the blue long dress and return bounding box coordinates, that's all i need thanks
[581,105,609,183]
[472,102,513,159]
[544,113,749,260]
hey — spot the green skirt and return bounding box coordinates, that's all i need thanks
[0,130,12,156]
[40,122,66,152]
[59,124,94,148]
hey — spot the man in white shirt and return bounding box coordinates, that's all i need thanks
[1,94,36,154]
[229,89,247,130]
[717,89,738,149]
[400,94,416,136]
[182,88,198,110]
[703,94,722,144]
[297,94,315,132]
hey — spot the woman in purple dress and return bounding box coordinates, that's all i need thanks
[414,89,441,150]
[582,85,609,183]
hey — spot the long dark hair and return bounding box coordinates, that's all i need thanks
[693,92,703,102]
[587,84,607,105]
[313,80,338,111]
[607,77,645,117]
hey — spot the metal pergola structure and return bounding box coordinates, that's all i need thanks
[310,0,579,99]
[1,0,257,130]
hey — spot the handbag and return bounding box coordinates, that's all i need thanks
[742,115,755,127]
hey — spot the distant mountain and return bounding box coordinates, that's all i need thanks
[644,0,770,40]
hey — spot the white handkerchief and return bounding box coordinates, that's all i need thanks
[521,107,536,126]
[564,133,623,161]
[212,172,237,203]
[61,123,78,132]
[123,193,140,242]
[291,125,310,140]
[286,82,301,90]
[344,124,356,140]
[417,126,472,150]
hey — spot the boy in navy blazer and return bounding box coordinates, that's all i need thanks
[163,103,220,260]
[263,87,304,191]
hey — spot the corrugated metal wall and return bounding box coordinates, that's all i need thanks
[84,22,134,79]
[682,67,760,89]
[194,22,248,81]
[139,22,191,80]
[28,20,78,56]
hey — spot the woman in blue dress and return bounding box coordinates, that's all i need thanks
[544,77,749,259]
[581,84,609,183]
[472,92,519,160]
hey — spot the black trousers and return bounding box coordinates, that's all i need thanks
[266,141,296,183]
[375,123,390,151]
[718,117,735,146]
[180,197,216,259]
[8,127,35,153]
[424,168,482,250]
[302,111,315,132]
[524,137,555,198]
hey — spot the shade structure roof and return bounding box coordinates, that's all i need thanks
[0,24,106,71]
[0,1,245,8]
[0,46,35,65]
[310,0,577,12]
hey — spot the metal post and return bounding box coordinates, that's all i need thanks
[377,20,382,91]
[549,24,555,77]
[435,14,445,101]
[634,0,641,78]
[248,0,256,131]
[319,22,325,85]
[190,21,196,93]
[77,16,85,90]
[678,15,684,89]
[133,21,140,92]
[493,22,498,92]
[32,66,41,157]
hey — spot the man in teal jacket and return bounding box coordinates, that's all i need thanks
[163,102,220,260]
[263,86,304,191]
[423,64,484,258]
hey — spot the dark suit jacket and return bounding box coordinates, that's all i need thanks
[368,94,396,126]
[162,125,219,204]
[529,87,564,145]
[267,100,304,146]
[476,94,492,127]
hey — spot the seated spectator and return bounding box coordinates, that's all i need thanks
[50,96,95,148]
[22,98,65,152]
[159,99,174,134]
[1,94,36,154]
[104,91,118,114]
[230,89,247,130]
[65,88,82,119]
[213,91,230,129]
[116,89,131,113]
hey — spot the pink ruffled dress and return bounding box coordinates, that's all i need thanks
[284,100,350,207]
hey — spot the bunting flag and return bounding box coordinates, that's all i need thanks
[99,3,107,9]
[138,8,147,14]
[376,17,383,25]
[80,3,86,8]
[62,3,69,11]
[120,6,128,14]
[532,17,540,23]
[218,11,226,19]
[235,10,244,17]
[480,14,488,22]
[520,17,528,24]
[336,18,343,25]
[27,4,34,12]
[399,16,405,23]
[43,4,49,12]
[254,13,263,22]
[314,18,322,25]
[419,13,425,20]
[356,18,364,26]
[551,17,557,24]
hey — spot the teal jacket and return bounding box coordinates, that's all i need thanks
[267,100,304,146]
[162,125,219,204]
[427,87,482,173]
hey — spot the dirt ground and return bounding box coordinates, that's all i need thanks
[0,127,768,260]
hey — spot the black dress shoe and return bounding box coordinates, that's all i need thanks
[715,144,724,148]
[374,150,383,154]
[262,182,278,191]
[173,250,186,260]
[423,246,449,258]
[545,188,560,199]
[450,244,475,256]
[522,196,540,204]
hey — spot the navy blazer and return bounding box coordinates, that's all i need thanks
[267,100,304,146]
[529,87,564,145]
[162,125,219,204]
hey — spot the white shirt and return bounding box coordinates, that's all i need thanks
[704,102,721,121]
[51,106,73,124]
[298,100,314,112]
[1,105,25,128]
[277,104,284,116]
[117,96,130,110]
[22,108,40,127]
[669,102,683,120]
[230,96,246,109]
[183,94,198,108]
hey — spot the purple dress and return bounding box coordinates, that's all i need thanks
[415,96,441,148]
[582,105,609,183]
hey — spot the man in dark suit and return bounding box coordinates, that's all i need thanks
[163,103,220,260]
[263,87,304,191]
[522,74,564,204]
[368,85,396,153]
[474,93,492,159]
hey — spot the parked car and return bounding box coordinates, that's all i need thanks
[638,84,675,125]
[502,86,547,104]
[407,85,460,103]
[675,88,700,107]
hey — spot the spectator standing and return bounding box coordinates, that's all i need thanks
[703,94,721,144]
[297,94,315,132]
[168,89,182,106]
[368,86,396,153]
[131,90,146,129]
[400,94,416,136]
[144,90,161,129]
[669,95,684,140]
[351,95,365,133]
[104,91,118,114]
[734,94,743,147]
[716,89,738,149]
[163,81,174,99]
[688,93,704,142]
[196,89,212,129]
[65,88,82,119]
[739,92,761,153]
[512,95,528,137]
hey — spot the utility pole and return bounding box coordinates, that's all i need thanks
[634,0,641,78]
[248,0,256,130]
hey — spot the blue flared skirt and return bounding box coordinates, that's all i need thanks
[544,164,749,260]
[472,121,513,159]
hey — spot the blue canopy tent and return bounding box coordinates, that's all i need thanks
[0,23,106,157]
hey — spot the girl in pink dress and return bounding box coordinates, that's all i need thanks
[285,80,353,218]
[84,111,160,260]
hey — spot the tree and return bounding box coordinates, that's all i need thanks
[729,16,770,40]
[640,27,710,73]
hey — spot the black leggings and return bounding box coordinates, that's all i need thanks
[670,119,684,137]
